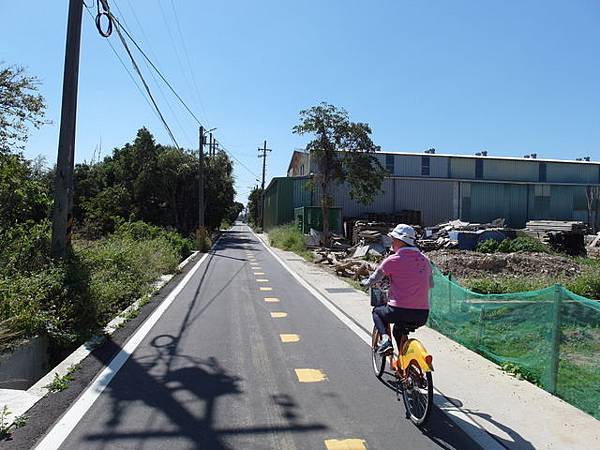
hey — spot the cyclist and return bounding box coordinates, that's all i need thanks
[362,224,432,354]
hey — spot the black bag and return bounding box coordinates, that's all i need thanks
[370,287,388,307]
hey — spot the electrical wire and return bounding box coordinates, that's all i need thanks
[92,1,262,180]
[168,0,211,128]
[112,0,194,147]
[83,5,161,126]
[113,23,180,148]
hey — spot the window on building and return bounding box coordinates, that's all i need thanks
[539,162,547,182]
[385,154,394,174]
[421,156,430,176]
[475,159,483,179]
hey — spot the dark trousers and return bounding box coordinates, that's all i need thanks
[372,305,429,345]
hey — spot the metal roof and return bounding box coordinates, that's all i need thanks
[378,151,600,166]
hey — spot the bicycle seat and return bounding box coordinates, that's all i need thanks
[395,323,419,335]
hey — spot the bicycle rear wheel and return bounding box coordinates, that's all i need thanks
[371,327,386,378]
[401,361,433,426]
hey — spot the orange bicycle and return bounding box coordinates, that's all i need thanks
[370,286,434,426]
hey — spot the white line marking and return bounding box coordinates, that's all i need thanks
[250,228,504,450]
[34,248,214,450]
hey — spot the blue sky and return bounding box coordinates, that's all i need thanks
[2,0,599,203]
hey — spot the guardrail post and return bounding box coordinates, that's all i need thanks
[548,284,562,394]
[476,306,486,349]
[448,271,453,313]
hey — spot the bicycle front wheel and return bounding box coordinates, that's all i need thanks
[402,362,433,426]
[371,327,386,378]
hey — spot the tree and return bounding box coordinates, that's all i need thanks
[204,151,236,230]
[227,202,244,224]
[0,152,51,229]
[0,64,48,153]
[247,186,263,227]
[586,186,600,232]
[292,102,386,244]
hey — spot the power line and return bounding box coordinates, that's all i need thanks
[111,1,194,147]
[110,13,180,148]
[93,1,261,182]
[83,6,159,122]
[111,13,205,128]
[168,0,211,128]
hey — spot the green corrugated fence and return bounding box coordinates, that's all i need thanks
[428,267,600,420]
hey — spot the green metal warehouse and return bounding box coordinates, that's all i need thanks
[263,150,600,231]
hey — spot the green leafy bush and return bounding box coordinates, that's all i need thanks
[476,236,549,254]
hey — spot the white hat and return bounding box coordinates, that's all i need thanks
[388,224,416,246]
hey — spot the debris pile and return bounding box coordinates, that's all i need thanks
[586,233,600,258]
[418,218,513,251]
[427,250,582,279]
[346,211,421,244]
[525,221,587,256]
[313,248,377,280]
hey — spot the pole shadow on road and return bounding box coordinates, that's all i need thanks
[78,234,327,449]
[376,372,534,449]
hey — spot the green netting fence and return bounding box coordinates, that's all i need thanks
[428,267,600,420]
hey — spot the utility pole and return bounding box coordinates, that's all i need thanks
[198,125,205,228]
[51,0,84,259]
[257,140,272,229]
[209,132,214,156]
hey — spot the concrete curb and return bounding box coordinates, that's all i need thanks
[0,250,200,429]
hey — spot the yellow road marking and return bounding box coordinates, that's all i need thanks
[280,334,300,343]
[270,312,287,318]
[259,287,272,291]
[253,272,265,275]
[256,279,269,282]
[295,369,327,383]
[264,297,279,302]
[324,439,367,450]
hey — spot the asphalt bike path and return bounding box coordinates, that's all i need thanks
[36,224,481,450]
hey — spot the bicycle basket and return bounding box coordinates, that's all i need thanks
[370,287,388,307]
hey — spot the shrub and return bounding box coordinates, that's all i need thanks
[566,270,600,300]
[0,220,193,353]
[475,239,500,253]
[476,236,549,254]
[268,224,312,261]
[195,227,212,253]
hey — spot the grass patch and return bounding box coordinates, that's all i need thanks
[268,224,313,261]
[463,277,552,294]
[462,267,600,300]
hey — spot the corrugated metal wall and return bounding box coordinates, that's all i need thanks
[547,163,598,184]
[266,172,600,232]
[466,183,528,227]
[483,159,538,182]
[394,179,455,226]
[450,158,475,178]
